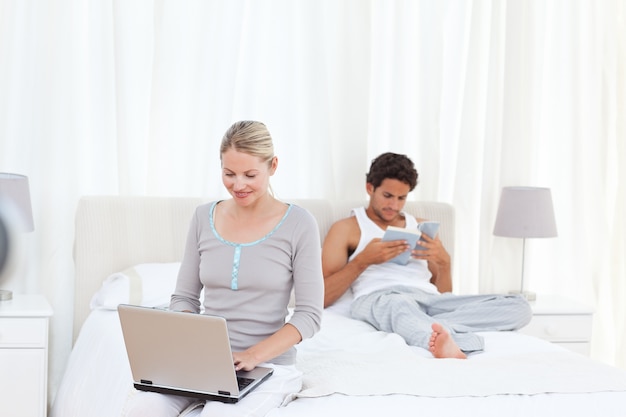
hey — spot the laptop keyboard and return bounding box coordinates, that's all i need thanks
[237,376,254,390]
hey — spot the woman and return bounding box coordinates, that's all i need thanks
[126,121,324,417]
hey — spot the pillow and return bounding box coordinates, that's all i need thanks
[90,262,181,310]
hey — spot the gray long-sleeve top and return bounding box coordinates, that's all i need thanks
[170,201,324,365]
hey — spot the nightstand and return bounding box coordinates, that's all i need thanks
[0,294,53,417]
[519,294,594,356]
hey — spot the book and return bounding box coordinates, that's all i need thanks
[381,221,440,265]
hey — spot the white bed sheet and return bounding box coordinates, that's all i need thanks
[270,310,626,417]
[51,308,626,417]
[51,309,133,417]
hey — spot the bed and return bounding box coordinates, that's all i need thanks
[51,196,626,417]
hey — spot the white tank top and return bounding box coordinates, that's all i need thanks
[349,207,439,300]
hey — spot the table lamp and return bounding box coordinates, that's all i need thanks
[0,173,34,301]
[493,186,557,301]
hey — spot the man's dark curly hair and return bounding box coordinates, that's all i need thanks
[366,152,418,191]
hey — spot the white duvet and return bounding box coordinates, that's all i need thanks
[51,309,626,417]
[292,311,626,398]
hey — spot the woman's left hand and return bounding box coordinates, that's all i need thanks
[232,351,260,371]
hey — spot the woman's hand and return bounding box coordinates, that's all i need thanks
[231,323,302,371]
[232,350,261,372]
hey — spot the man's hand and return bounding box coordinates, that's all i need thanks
[411,233,452,293]
[411,233,449,265]
[355,237,412,265]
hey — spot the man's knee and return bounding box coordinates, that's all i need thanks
[509,296,533,329]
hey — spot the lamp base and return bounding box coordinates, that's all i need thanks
[508,289,536,302]
[0,289,13,301]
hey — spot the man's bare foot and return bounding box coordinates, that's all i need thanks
[429,323,467,359]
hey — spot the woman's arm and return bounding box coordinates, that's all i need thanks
[287,208,324,337]
[170,206,204,312]
[233,324,302,371]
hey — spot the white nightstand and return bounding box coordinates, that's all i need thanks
[0,294,53,417]
[519,294,594,356]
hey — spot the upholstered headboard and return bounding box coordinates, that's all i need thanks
[73,196,455,342]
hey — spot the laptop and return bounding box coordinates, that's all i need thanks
[117,304,274,403]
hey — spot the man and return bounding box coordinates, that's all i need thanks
[322,152,531,358]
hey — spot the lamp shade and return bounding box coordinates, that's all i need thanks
[0,173,34,233]
[493,186,557,238]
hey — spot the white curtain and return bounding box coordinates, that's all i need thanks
[1,0,624,406]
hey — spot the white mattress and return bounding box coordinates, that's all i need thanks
[51,308,626,417]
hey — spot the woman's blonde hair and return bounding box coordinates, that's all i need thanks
[220,121,275,167]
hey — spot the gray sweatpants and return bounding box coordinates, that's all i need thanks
[350,286,532,353]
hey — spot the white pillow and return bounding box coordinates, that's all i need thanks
[89,262,181,310]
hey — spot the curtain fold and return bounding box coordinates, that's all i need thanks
[1,0,624,402]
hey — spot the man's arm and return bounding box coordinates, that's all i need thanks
[429,256,452,293]
[321,219,365,307]
[322,217,411,307]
